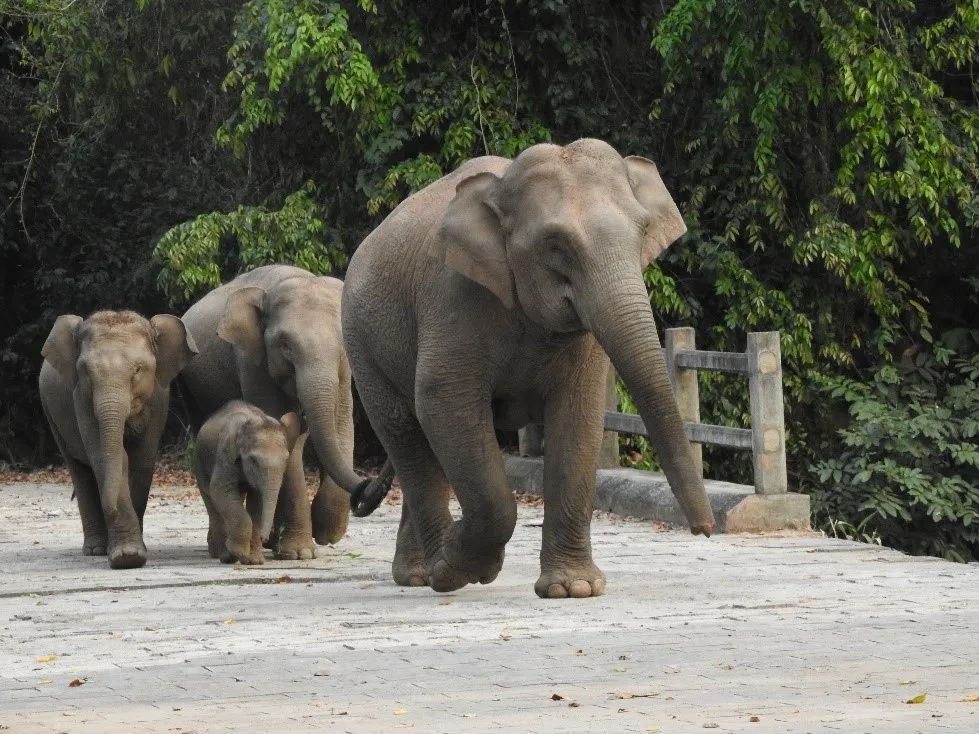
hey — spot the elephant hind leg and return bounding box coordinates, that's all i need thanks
[347,359,452,587]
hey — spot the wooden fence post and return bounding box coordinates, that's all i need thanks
[664,327,703,479]
[747,331,788,494]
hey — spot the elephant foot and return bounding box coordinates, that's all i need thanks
[428,532,505,592]
[108,539,147,570]
[534,561,606,599]
[275,534,317,561]
[311,488,350,546]
[392,550,428,587]
[82,536,108,556]
[225,543,264,565]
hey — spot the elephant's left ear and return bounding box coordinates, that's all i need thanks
[151,315,199,386]
[440,171,515,309]
[624,156,688,268]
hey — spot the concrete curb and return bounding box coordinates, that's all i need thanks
[504,455,811,533]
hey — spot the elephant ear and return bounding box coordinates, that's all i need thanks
[217,286,266,367]
[624,156,688,267]
[151,315,199,386]
[41,314,83,382]
[279,412,304,452]
[440,171,515,309]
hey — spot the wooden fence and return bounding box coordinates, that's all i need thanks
[520,328,788,495]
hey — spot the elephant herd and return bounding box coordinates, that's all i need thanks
[38,138,715,599]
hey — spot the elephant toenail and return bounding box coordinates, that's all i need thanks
[547,583,568,598]
[569,580,592,598]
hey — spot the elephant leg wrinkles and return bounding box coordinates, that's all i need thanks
[536,344,609,599]
[415,373,517,591]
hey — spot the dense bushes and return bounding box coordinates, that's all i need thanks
[2,1,977,559]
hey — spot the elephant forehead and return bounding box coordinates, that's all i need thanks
[80,316,154,354]
[268,277,340,314]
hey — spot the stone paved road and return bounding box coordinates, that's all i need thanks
[1,481,977,733]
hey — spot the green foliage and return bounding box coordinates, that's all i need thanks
[155,182,346,303]
[812,331,979,562]
[3,0,979,561]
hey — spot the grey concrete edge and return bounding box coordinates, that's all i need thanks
[504,454,811,534]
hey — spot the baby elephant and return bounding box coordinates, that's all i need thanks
[194,401,304,564]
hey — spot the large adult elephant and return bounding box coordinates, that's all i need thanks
[39,310,198,568]
[343,138,715,598]
[179,265,392,560]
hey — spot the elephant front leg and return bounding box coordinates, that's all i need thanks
[272,446,317,561]
[535,352,609,599]
[416,377,517,592]
[64,457,108,556]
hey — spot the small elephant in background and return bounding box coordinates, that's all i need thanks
[193,401,304,564]
[39,310,198,569]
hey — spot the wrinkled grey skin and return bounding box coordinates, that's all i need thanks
[193,401,304,565]
[179,265,389,560]
[343,138,715,599]
[39,311,198,569]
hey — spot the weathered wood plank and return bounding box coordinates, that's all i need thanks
[673,349,751,374]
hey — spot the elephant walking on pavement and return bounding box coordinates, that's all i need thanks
[342,138,715,598]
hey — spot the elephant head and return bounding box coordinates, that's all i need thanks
[438,138,714,534]
[41,311,198,525]
[215,276,388,508]
[235,411,305,542]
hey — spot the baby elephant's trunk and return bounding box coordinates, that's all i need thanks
[257,470,284,543]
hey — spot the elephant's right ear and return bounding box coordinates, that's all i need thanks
[440,171,515,309]
[217,286,266,366]
[279,412,304,452]
[41,315,83,382]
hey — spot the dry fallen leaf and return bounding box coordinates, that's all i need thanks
[38,679,53,685]
[35,655,57,663]
[959,694,979,702]
[393,708,408,715]
[462,713,475,718]
[750,715,760,722]
[900,680,916,685]
[907,693,927,705]
[221,619,236,625]
[646,728,662,734]
[703,724,720,729]
[274,575,292,584]
[568,702,580,708]
[611,692,658,700]
[68,678,86,688]
[613,666,626,673]
[551,693,564,701]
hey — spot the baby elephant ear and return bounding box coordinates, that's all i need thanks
[151,315,199,386]
[279,412,304,452]
[440,171,515,309]
[624,156,688,267]
[217,286,266,366]
[41,315,83,382]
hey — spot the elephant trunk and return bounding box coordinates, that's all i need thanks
[299,369,366,494]
[89,385,131,521]
[298,370,393,514]
[256,469,283,543]
[582,267,715,535]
